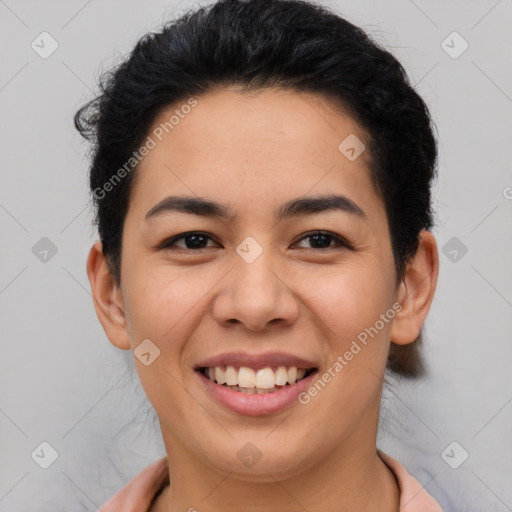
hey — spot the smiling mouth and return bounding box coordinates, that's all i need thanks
[198,365,317,394]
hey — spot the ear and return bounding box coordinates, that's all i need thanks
[390,230,439,345]
[86,241,131,350]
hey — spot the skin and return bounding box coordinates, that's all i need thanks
[87,87,439,512]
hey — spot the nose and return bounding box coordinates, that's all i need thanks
[212,249,300,331]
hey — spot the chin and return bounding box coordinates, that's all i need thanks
[197,437,320,482]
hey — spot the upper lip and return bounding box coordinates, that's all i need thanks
[194,351,319,370]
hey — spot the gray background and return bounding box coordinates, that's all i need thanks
[1,0,511,510]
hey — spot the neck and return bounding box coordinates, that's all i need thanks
[155,399,400,511]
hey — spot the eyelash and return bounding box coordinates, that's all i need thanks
[158,230,353,252]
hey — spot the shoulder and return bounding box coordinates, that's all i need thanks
[378,449,443,512]
[100,456,169,512]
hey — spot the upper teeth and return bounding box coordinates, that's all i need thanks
[205,366,308,388]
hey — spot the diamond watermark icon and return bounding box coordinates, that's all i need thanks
[237,442,262,468]
[31,31,59,59]
[134,338,161,366]
[441,31,468,59]
[441,441,468,469]
[31,441,59,469]
[236,236,263,264]
[442,236,468,263]
[32,237,58,263]
[338,134,365,161]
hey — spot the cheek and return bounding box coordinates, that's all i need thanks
[302,260,395,345]
[122,268,208,410]
[123,265,209,350]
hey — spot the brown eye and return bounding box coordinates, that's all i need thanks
[294,231,352,250]
[160,232,218,250]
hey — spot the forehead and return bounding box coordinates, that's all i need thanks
[129,87,385,224]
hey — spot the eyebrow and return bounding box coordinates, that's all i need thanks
[145,194,367,221]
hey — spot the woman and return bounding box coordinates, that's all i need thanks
[75,0,441,510]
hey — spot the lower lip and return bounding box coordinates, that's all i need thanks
[196,369,318,416]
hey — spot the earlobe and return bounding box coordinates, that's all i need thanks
[390,230,439,346]
[86,241,131,350]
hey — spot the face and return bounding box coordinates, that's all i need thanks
[101,88,409,479]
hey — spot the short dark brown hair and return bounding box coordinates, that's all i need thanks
[75,0,438,378]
